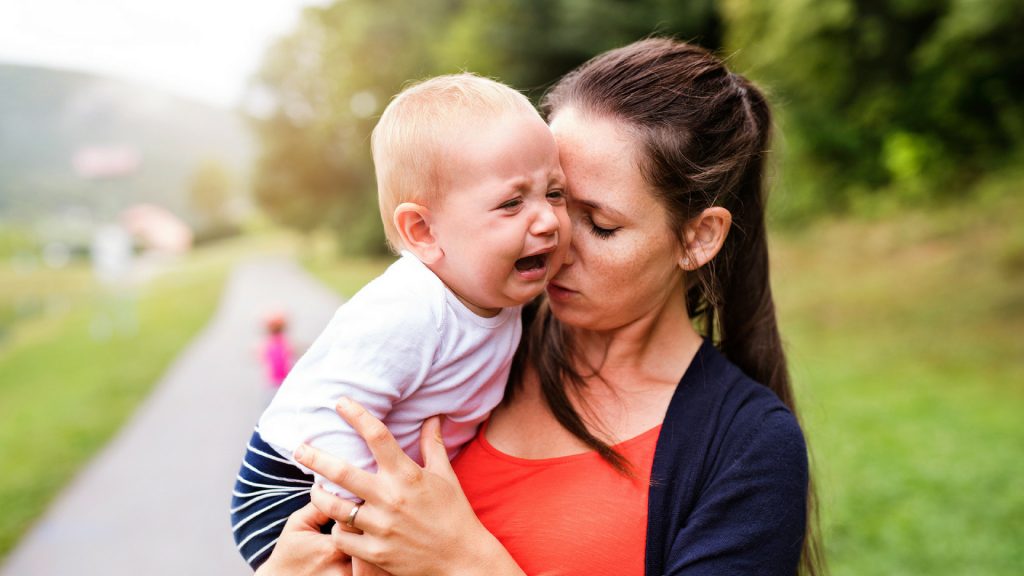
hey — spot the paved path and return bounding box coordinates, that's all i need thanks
[0,257,343,575]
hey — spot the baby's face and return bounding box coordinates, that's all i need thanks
[429,111,571,317]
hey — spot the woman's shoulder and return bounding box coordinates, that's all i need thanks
[648,343,809,575]
[656,340,807,484]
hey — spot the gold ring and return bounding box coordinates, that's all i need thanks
[345,503,361,528]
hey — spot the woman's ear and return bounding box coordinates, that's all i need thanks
[679,207,732,270]
[394,202,443,265]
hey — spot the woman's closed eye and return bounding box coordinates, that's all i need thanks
[585,215,619,238]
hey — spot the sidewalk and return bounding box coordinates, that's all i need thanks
[0,257,342,575]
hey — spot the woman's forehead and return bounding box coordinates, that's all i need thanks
[552,111,660,215]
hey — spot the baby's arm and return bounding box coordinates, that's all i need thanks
[258,288,441,499]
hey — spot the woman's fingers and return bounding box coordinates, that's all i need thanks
[331,526,378,569]
[286,501,333,533]
[335,397,420,476]
[257,502,353,576]
[310,485,374,533]
[419,415,457,481]
[294,444,377,499]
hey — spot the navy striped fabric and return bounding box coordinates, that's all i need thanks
[230,428,321,569]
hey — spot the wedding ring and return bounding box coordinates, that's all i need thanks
[345,503,361,528]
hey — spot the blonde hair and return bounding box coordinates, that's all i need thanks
[371,73,538,252]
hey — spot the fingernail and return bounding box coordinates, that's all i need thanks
[338,397,352,410]
[294,445,305,460]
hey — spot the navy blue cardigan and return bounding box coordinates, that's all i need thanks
[645,340,807,575]
[232,340,807,574]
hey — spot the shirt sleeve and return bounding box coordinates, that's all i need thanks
[258,274,443,500]
[230,428,317,570]
[665,407,808,576]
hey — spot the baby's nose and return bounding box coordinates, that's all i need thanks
[531,203,560,235]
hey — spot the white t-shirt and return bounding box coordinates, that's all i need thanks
[259,251,521,498]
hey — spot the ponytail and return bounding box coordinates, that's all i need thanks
[700,75,793,410]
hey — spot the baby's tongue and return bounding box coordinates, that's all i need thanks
[515,255,544,271]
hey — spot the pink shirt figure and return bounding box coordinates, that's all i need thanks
[263,332,293,388]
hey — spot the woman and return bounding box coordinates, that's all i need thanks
[253,37,823,576]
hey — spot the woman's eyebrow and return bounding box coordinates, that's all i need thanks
[574,197,626,219]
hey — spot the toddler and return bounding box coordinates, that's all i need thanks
[232,73,570,569]
[260,311,293,389]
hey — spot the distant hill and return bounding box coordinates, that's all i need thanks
[0,63,254,226]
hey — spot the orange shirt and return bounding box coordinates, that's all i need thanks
[452,422,661,576]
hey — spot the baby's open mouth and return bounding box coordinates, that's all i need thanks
[514,254,548,272]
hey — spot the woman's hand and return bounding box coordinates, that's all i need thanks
[293,398,524,576]
[254,502,352,576]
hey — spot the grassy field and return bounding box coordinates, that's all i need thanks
[773,194,1024,574]
[0,237,261,556]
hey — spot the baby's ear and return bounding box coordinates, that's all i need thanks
[394,203,442,264]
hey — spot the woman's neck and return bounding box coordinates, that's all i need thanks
[571,296,702,390]
[489,294,702,456]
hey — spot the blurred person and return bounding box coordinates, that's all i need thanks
[253,37,824,576]
[231,73,570,571]
[261,311,293,389]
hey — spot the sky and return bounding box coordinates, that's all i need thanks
[0,0,331,108]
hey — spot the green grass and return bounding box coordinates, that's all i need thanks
[774,194,1024,574]
[299,233,395,297]
[0,237,262,556]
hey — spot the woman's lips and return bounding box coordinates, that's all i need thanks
[546,282,575,301]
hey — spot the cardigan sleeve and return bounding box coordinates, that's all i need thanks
[663,407,808,576]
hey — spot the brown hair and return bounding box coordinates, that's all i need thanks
[526,37,825,575]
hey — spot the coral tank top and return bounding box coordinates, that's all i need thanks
[451,421,661,576]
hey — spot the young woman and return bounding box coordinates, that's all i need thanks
[251,37,824,576]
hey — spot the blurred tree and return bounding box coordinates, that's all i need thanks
[722,0,1024,213]
[248,1,728,252]
[249,0,460,254]
[436,0,721,99]
[188,159,232,229]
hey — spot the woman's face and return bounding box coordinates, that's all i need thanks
[546,107,687,332]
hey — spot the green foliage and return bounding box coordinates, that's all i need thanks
[249,0,1024,233]
[723,0,1024,216]
[248,0,721,252]
[188,159,233,229]
[436,0,721,98]
[250,0,459,253]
